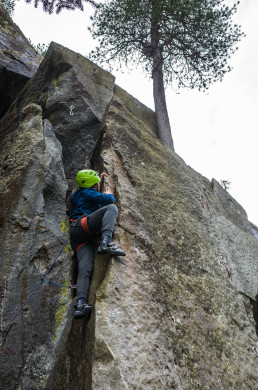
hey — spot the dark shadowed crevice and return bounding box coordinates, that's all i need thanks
[47,137,111,389]
[45,104,113,388]
[241,292,258,339]
[0,69,29,120]
[252,294,258,337]
[46,254,111,390]
[250,222,258,240]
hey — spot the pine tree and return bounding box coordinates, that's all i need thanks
[89,0,244,151]
[0,0,16,15]
[25,0,97,14]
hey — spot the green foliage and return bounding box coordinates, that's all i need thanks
[90,0,244,91]
[34,42,49,56]
[220,180,231,191]
[28,39,49,56]
[0,0,16,15]
[25,0,97,14]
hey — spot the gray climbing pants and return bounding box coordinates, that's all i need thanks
[73,204,118,300]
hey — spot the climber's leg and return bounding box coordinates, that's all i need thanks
[74,243,94,319]
[87,204,118,238]
[87,204,126,256]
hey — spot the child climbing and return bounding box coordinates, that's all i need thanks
[69,169,126,319]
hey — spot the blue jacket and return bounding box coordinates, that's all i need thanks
[70,187,115,219]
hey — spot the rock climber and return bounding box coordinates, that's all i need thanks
[69,169,126,319]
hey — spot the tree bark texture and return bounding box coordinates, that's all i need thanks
[151,25,175,151]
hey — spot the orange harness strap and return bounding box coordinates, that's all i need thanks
[73,216,92,253]
[76,243,87,253]
[81,216,91,235]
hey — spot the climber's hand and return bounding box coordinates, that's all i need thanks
[100,172,108,182]
[103,186,113,195]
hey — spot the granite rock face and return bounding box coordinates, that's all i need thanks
[0,40,116,389]
[0,19,258,390]
[0,5,42,120]
[91,86,258,390]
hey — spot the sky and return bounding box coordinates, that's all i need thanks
[12,0,258,225]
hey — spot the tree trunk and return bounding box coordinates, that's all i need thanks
[151,26,175,151]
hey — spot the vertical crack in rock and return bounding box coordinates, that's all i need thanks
[46,132,115,389]
[252,294,258,337]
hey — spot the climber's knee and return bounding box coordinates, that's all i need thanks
[107,203,118,215]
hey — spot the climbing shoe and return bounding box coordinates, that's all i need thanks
[74,298,92,319]
[97,237,126,256]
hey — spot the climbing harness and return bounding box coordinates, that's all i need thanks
[42,278,76,289]
[221,255,231,277]
[199,196,205,209]
[0,237,70,339]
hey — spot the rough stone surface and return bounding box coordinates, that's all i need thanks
[0,104,71,389]
[90,86,258,390]
[0,17,258,390]
[1,40,115,179]
[0,6,42,120]
[0,38,116,389]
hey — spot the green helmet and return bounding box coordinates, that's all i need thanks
[76,169,100,188]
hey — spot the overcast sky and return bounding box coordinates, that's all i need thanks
[13,0,258,225]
